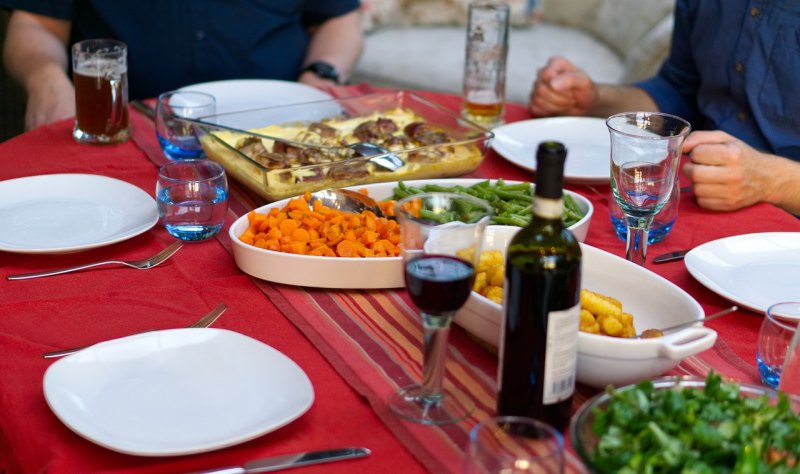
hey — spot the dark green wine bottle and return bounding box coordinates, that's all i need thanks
[496,141,582,431]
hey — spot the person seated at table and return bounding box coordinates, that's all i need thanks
[527,0,800,216]
[0,1,363,131]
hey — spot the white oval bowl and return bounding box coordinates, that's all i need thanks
[229,179,593,289]
[456,225,714,388]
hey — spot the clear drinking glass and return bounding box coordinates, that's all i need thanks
[389,192,493,425]
[156,91,216,160]
[757,302,800,389]
[461,1,509,129]
[71,39,130,145]
[610,175,679,244]
[156,159,228,241]
[607,112,691,266]
[463,417,564,473]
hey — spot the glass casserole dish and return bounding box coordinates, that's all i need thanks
[192,91,493,202]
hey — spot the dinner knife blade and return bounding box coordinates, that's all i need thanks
[652,249,689,264]
[193,447,371,474]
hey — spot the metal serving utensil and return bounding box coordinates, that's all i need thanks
[348,141,405,172]
[635,306,738,339]
[309,188,393,219]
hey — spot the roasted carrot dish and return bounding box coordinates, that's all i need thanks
[239,191,402,258]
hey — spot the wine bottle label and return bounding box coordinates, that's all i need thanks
[532,196,563,220]
[543,302,580,404]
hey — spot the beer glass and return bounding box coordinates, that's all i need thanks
[461,2,509,129]
[72,39,130,145]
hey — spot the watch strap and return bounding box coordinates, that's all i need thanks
[302,61,341,84]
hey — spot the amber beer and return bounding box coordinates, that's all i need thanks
[72,40,130,144]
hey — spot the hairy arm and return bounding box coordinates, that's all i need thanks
[3,10,74,130]
[682,131,800,215]
[299,9,363,86]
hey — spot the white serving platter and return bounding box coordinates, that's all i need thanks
[684,232,800,313]
[43,328,313,456]
[457,225,711,388]
[491,117,610,184]
[0,174,158,254]
[228,178,593,289]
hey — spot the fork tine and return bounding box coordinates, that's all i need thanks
[145,241,183,268]
[189,303,227,328]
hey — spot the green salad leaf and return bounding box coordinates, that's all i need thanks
[587,372,800,473]
[390,179,586,228]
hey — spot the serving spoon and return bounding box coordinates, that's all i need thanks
[349,141,405,172]
[636,305,738,339]
[309,188,393,219]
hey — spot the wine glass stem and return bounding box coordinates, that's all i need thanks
[420,313,453,402]
[626,225,649,266]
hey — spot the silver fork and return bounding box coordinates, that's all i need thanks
[42,302,228,359]
[7,240,183,281]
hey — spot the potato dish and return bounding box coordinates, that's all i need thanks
[471,251,638,337]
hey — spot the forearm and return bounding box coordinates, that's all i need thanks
[762,155,800,215]
[302,10,363,82]
[3,11,71,93]
[589,84,660,117]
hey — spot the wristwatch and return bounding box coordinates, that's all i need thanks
[302,61,341,84]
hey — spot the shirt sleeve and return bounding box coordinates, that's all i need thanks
[634,0,702,125]
[0,0,74,19]
[302,0,359,26]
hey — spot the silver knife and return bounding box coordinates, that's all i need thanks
[192,447,371,474]
[652,249,689,264]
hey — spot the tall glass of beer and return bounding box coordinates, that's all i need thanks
[72,39,131,145]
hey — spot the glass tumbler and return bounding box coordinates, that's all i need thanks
[156,159,228,241]
[757,302,800,389]
[156,91,216,160]
[463,416,564,473]
[610,176,679,244]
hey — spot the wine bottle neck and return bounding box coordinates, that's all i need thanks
[532,195,563,221]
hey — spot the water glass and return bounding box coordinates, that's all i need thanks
[156,160,228,241]
[779,321,800,395]
[610,176,679,244]
[607,112,691,266]
[463,417,564,473]
[156,91,216,160]
[757,302,800,389]
[461,1,509,128]
[72,39,130,145]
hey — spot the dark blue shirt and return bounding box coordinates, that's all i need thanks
[1,0,359,99]
[636,0,800,160]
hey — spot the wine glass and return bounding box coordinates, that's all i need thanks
[389,192,493,425]
[607,112,691,266]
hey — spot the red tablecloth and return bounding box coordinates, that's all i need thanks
[1,84,799,474]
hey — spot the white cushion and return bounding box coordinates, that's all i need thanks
[353,24,625,105]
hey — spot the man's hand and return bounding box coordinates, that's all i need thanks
[682,131,793,212]
[528,56,597,117]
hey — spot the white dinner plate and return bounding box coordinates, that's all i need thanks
[684,232,800,313]
[43,328,314,456]
[229,178,593,289]
[491,117,610,184]
[0,174,158,254]
[179,79,333,115]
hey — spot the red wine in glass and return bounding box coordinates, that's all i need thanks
[405,255,474,315]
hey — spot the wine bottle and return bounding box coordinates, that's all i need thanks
[496,141,582,431]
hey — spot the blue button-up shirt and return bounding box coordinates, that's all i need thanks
[636,0,800,160]
[2,0,359,99]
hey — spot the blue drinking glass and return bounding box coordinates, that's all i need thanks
[156,91,216,160]
[156,159,228,241]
